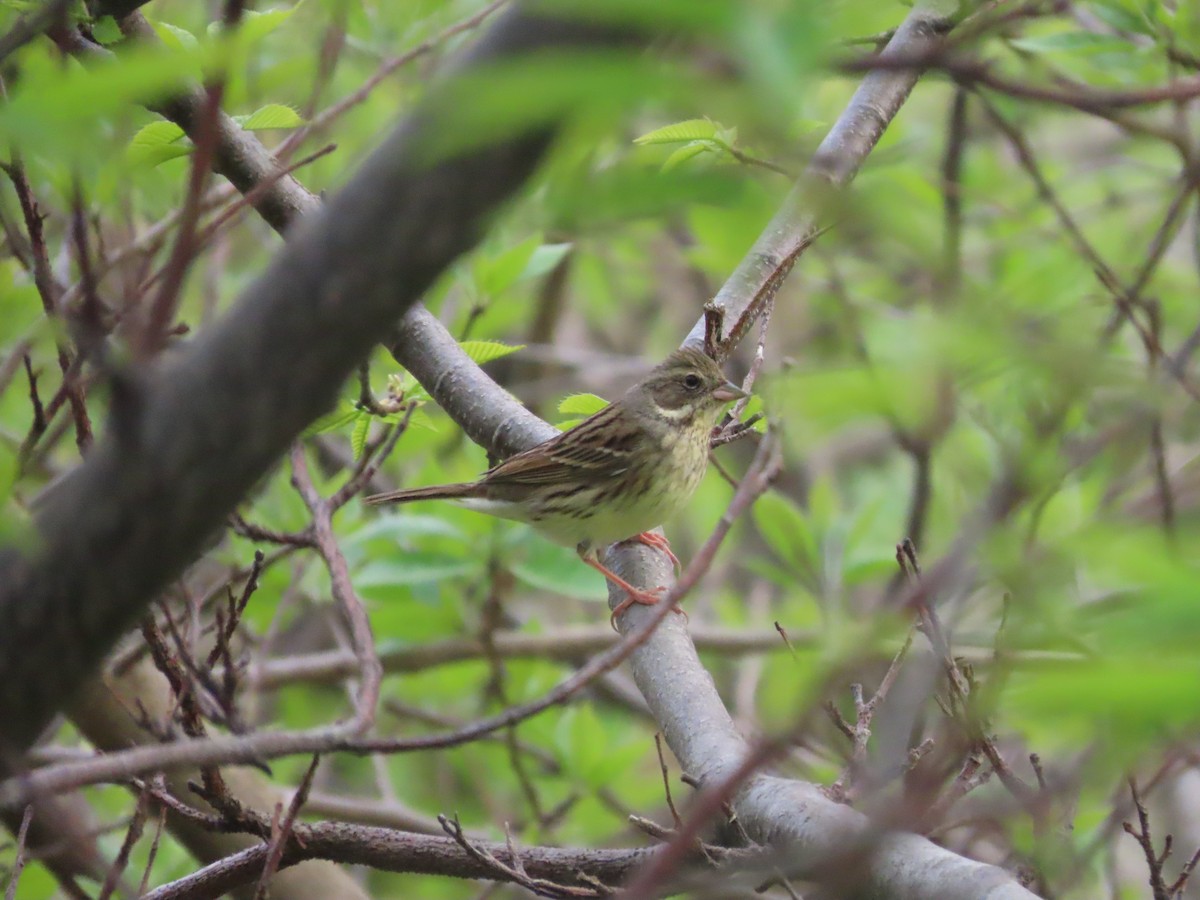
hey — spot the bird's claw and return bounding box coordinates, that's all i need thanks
[624,531,681,574]
[609,585,686,631]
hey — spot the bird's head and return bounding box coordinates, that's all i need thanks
[630,347,746,428]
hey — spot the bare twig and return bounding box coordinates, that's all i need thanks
[438,814,609,898]
[290,443,381,734]
[654,734,682,829]
[253,755,320,900]
[2,805,33,900]
[137,806,168,896]
[98,787,148,900]
[1123,777,1174,900]
[826,628,916,802]
[140,82,224,358]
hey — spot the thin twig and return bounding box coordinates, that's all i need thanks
[290,443,382,734]
[253,754,320,900]
[654,734,682,829]
[2,805,33,900]
[98,786,148,900]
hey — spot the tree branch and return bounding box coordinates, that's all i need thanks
[20,2,1045,898]
[138,822,664,900]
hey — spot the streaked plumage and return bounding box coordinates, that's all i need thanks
[366,347,746,620]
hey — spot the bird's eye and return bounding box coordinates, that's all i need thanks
[683,373,703,391]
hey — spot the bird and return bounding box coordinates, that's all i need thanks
[365,347,747,624]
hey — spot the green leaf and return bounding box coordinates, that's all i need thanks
[91,16,123,46]
[662,141,715,172]
[474,235,540,295]
[554,704,645,790]
[403,408,438,432]
[1089,1,1156,35]
[233,6,298,43]
[554,705,613,787]
[752,491,817,572]
[459,340,524,366]
[149,20,200,53]
[467,237,569,299]
[127,120,190,166]
[0,46,203,157]
[509,539,608,601]
[355,555,477,591]
[304,402,359,436]
[239,103,304,131]
[634,118,719,145]
[208,6,298,42]
[557,393,609,417]
[345,514,466,546]
[350,411,370,459]
[522,242,572,281]
[1010,657,1200,738]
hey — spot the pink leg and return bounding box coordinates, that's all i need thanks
[579,551,684,630]
[625,531,681,573]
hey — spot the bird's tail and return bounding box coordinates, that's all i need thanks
[364,483,481,505]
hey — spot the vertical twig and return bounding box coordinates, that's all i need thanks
[290,444,382,733]
[2,805,33,900]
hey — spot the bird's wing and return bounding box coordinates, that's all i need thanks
[481,403,635,488]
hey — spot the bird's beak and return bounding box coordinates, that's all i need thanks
[712,381,747,403]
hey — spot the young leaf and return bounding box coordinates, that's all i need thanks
[127,120,191,166]
[91,16,123,45]
[239,103,304,131]
[662,141,714,172]
[149,20,200,53]
[304,402,359,436]
[1090,1,1155,36]
[557,393,609,417]
[634,118,719,145]
[210,6,297,43]
[522,243,572,281]
[458,340,524,366]
[510,538,608,601]
[350,411,371,459]
[355,554,477,591]
[474,235,540,296]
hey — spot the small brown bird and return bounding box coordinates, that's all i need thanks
[366,347,746,622]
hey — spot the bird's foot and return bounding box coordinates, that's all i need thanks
[609,584,674,630]
[579,553,682,630]
[624,531,681,573]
